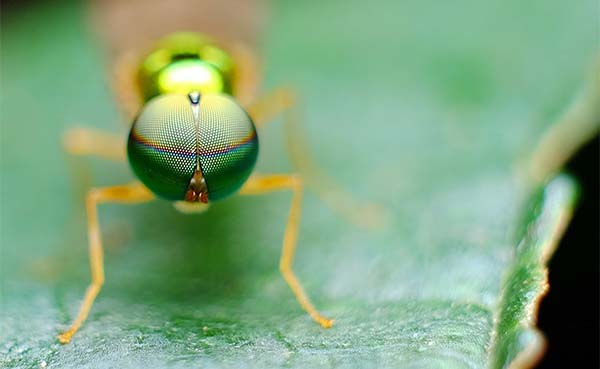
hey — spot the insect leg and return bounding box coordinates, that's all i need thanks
[57,182,154,344]
[246,91,388,230]
[111,50,143,120]
[239,174,334,328]
[245,87,297,129]
[230,43,261,107]
[63,127,126,161]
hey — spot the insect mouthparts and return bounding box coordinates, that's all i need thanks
[184,167,209,203]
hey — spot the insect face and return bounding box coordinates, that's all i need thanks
[127,93,259,206]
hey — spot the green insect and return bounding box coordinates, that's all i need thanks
[59,32,378,344]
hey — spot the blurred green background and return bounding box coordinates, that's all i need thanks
[1,0,598,368]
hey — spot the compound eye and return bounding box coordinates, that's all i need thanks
[127,94,197,201]
[127,93,259,202]
[196,94,258,201]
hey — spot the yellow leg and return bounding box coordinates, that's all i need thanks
[230,43,262,107]
[57,182,154,344]
[63,127,126,161]
[245,88,296,129]
[111,50,143,120]
[239,174,334,328]
[246,90,387,230]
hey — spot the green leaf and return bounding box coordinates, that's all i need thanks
[1,0,597,368]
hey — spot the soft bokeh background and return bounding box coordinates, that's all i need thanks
[1,0,598,368]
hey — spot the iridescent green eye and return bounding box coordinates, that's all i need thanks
[127,93,258,202]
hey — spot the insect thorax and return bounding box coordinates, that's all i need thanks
[137,32,235,102]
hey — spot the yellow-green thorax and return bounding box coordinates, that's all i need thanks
[137,32,235,101]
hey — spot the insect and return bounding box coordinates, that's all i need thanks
[58,32,378,344]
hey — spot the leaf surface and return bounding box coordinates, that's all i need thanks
[1,0,597,368]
